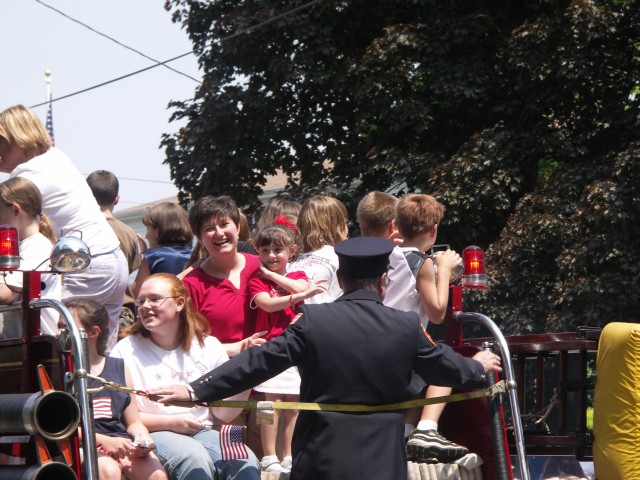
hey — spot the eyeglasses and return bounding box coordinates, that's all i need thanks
[134,296,177,308]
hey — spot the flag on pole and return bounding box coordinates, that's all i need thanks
[46,101,55,146]
[44,70,55,146]
[219,425,248,460]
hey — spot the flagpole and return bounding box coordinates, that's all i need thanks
[45,69,52,103]
[44,70,55,146]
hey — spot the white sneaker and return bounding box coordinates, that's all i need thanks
[281,456,292,471]
[260,455,287,473]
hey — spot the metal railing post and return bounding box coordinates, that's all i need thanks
[454,311,531,480]
[31,299,99,480]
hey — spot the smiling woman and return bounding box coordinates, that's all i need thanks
[181,196,266,358]
[111,273,261,480]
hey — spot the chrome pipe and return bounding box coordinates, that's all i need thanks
[30,299,98,480]
[0,462,78,480]
[0,391,80,440]
[454,311,531,480]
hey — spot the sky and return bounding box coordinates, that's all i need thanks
[1,0,203,211]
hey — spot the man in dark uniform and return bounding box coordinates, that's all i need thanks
[154,237,502,480]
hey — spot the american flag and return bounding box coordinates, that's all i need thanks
[46,101,55,146]
[219,425,248,460]
[92,398,113,420]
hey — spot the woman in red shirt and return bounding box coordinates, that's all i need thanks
[182,196,266,357]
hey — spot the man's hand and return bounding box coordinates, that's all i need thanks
[148,384,192,405]
[472,350,502,374]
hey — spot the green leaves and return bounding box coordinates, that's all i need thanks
[162,0,640,333]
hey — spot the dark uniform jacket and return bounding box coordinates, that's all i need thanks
[192,289,486,480]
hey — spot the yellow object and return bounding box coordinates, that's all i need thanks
[593,322,640,480]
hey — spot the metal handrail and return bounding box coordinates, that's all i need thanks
[454,311,531,480]
[30,298,99,480]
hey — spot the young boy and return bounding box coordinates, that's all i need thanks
[86,170,141,334]
[356,192,467,464]
[356,191,406,305]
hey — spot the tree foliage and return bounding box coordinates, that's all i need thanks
[163,0,640,333]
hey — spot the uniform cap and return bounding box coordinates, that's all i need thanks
[335,237,394,279]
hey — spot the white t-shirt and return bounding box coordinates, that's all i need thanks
[384,246,431,327]
[10,148,119,254]
[110,334,227,426]
[288,244,342,304]
[2,232,62,336]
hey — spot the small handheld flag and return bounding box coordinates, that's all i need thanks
[219,424,248,460]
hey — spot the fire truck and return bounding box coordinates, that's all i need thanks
[0,228,99,480]
[0,230,604,480]
[433,246,598,480]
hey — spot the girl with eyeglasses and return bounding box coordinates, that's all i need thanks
[64,297,167,480]
[110,273,261,480]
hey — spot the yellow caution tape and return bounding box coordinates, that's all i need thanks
[207,380,508,412]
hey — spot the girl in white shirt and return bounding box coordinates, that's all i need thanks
[110,273,260,480]
[0,176,61,337]
[288,196,349,304]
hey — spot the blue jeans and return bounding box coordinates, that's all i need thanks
[151,430,260,480]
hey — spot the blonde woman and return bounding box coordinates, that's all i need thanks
[0,104,128,352]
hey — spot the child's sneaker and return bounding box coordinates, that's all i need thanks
[281,456,293,471]
[260,455,288,473]
[406,429,469,464]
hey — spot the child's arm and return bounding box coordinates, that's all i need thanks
[416,250,461,324]
[259,266,308,293]
[0,278,20,304]
[95,432,134,458]
[121,365,155,455]
[209,388,253,424]
[253,280,327,313]
[131,258,151,298]
[139,411,207,435]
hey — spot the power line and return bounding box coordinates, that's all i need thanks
[30,52,192,108]
[210,0,325,44]
[29,0,325,108]
[117,176,173,185]
[35,0,201,84]
[80,173,173,185]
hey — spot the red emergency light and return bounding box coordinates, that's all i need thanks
[0,225,20,270]
[462,245,488,290]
